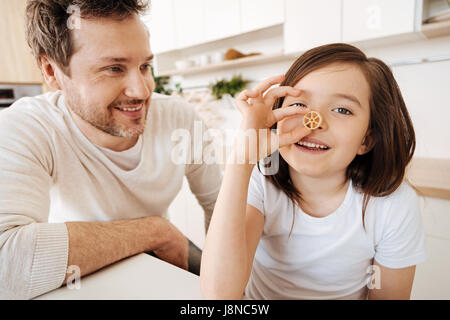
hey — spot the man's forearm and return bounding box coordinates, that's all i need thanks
[64,216,165,283]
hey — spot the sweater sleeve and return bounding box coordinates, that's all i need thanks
[168,96,222,234]
[185,161,222,233]
[0,105,69,299]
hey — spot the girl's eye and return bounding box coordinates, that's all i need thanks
[333,107,352,115]
[290,102,308,108]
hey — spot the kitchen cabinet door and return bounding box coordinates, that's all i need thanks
[284,0,342,54]
[143,0,176,54]
[342,0,417,42]
[0,0,42,83]
[173,0,205,48]
[204,0,241,42]
[240,0,284,33]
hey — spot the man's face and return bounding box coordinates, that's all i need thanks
[58,14,155,139]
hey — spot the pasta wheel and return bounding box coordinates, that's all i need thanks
[303,110,322,130]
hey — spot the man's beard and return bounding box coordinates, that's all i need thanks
[65,90,149,138]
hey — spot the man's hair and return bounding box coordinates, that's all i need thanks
[25,0,149,75]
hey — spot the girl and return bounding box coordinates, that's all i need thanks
[200,43,427,300]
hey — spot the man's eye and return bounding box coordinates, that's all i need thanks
[107,66,123,73]
[333,107,352,115]
[141,63,152,71]
[290,102,308,108]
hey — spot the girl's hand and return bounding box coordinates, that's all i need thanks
[233,75,312,163]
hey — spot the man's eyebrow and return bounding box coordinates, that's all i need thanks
[97,54,154,63]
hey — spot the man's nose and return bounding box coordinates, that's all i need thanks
[124,72,151,100]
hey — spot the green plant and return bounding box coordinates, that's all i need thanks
[151,67,183,95]
[210,74,250,100]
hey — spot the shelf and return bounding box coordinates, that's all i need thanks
[421,20,450,38]
[157,52,296,77]
[406,158,450,200]
[0,81,43,85]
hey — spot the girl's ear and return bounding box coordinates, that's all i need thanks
[357,130,375,155]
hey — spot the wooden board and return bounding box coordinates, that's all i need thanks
[406,158,450,200]
[421,20,450,38]
[0,0,43,83]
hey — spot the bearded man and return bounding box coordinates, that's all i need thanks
[0,0,221,299]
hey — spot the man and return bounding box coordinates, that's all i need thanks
[0,0,221,299]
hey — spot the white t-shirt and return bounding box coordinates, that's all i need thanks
[96,133,143,170]
[245,166,427,300]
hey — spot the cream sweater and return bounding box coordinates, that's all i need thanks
[0,91,222,299]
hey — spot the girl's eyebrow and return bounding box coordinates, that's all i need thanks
[294,89,361,108]
[331,93,361,108]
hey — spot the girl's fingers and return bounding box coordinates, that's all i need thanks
[267,106,309,127]
[236,75,286,108]
[236,89,260,101]
[277,126,312,148]
[252,75,285,95]
[235,89,260,112]
[264,86,302,107]
[263,86,302,108]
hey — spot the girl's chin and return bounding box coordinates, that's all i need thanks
[288,163,326,177]
[281,153,328,177]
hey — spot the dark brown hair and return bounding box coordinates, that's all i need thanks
[266,43,416,229]
[25,0,149,75]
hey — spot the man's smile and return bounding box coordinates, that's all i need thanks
[113,103,145,119]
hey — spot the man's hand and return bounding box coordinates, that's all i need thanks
[151,217,189,271]
[64,215,190,283]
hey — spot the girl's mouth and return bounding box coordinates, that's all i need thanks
[295,140,330,153]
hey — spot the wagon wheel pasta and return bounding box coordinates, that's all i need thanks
[303,111,322,130]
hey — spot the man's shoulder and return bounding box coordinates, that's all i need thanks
[1,91,62,120]
[0,92,63,161]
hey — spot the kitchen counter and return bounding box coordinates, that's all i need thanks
[34,253,203,300]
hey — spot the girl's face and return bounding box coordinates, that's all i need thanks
[278,62,372,179]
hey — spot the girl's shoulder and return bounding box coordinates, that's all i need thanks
[363,180,422,230]
[366,180,419,212]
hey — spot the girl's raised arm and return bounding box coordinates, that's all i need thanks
[200,75,311,299]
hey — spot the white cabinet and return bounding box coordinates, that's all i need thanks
[204,0,241,42]
[173,0,241,48]
[240,0,284,33]
[173,0,205,48]
[342,0,417,42]
[152,0,285,51]
[144,0,176,54]
[284,0,342,54]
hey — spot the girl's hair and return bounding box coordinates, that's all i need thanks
[266,43,416,230]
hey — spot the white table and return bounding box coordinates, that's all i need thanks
[35,253,203,300]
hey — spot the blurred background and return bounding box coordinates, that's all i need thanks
[1,0,449,299]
